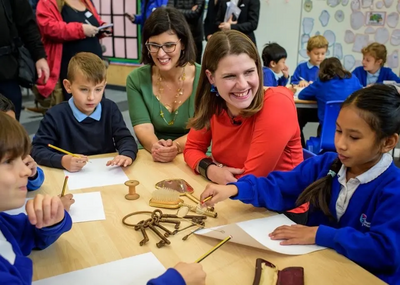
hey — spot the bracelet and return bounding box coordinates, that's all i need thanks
[174,141,182,153]
[198,158,216,181]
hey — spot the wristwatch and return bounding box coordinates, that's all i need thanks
[198,158,216,181]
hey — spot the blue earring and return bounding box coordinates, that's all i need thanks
[210,84,219,97]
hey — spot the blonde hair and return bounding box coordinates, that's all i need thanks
[362,42,387,66]
[67,52,107,84]
[187,30,264,130]
[0,112,30,162]
[307,35,329,52]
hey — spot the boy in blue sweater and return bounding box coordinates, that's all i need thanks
[201,85,400,284]
[0,112,72,284]
[125,0,167,27]
[0,94,44,191]
[298,58,362,127]
[291,35,328,87]
[31,53,138,172]
[262,43,290,87]
[352,42,400,87]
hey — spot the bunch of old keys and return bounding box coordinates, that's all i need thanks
[122,208,207,248]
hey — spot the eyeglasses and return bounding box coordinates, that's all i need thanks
[145,39,181,54]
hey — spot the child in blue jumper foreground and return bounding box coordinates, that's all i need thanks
[0,112,73,283]
[0,113,206,285]
[31,52,138,172]
[201,85,400,284]
[0,94,44,191]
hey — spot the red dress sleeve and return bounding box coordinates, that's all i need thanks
[183,126,212,173]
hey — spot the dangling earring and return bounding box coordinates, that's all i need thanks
[210,84,219,97]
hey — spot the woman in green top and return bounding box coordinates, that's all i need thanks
[127,7,201,163]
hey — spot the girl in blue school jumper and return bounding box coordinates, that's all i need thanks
[352,42,400,87]
[0,112,72,284]
[201,85,400,284]
[298,57,362,127]
[0,94,44,191]
[0,112,206,285]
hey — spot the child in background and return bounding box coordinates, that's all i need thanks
[352,42,400,87]
[298,58,362,130]
[0,112,72,284]
[201,84,400,284]
[0,94,44,191]
[291,35,328,87]
[262,43,290,87]
[32,52,138,172]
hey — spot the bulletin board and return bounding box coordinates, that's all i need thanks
[298,0,400,74]
[92,0,141,65]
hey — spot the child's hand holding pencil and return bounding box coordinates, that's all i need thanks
[61,154,88,172]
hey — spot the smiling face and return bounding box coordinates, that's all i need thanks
[147,31,183,71]
[63,71,106,116]
[335,105,386,175]
[307,47,327,66]
[206,53,259,116]
[0,154,30,211]
[362,53,382,74]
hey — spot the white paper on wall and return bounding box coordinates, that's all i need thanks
[324,30,336,46]
[352,34,369,52]
[319,10,330,26]
[344,54,356,70]
[375,27,390,44]
[365,26,376,34]
[351,11,365,30]
[351,0,361,11]
[303,18,314,34]
[342,0,350,6]
[361,0,373,8]
[387,12,399,28]
[384,0,394,8]
[333,43,343,59]
[344,30,356,43]
[328,0,340,8]
[335,10,345,22]
[387,50,399,68]
[376,1,384,8]
[391,29,400,46]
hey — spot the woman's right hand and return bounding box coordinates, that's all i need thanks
[200,184,239,207]
[207,165,244,185]
[174,262,206,285]
[82,24,99,37]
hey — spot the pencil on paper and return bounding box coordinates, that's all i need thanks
[48,144,80,157]
[195,235,232,263]
[61,176,69,197]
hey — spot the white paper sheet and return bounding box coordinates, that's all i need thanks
[196,214,326,255]
[64,157,129,190]
[33,252,166,285]
[69,192,105,223]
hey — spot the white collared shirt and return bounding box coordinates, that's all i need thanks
[0,229,15,265]
[336,153,392,220]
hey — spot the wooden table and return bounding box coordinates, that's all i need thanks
[294,98,318,109]
[30,151,384,285]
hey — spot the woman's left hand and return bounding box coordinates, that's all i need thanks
[269,225,318,245]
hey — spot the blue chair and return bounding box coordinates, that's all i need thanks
[303,148,316,160]
[306,100,343,154]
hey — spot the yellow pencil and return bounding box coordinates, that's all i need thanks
[61,176,69,197]
[48,144,81,158]
[201,196,213,204]
[195,235,232,263]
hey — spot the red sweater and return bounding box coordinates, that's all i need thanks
[36,0,104,97]
[184,87,303,178]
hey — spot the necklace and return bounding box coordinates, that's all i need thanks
[155,66,186,125]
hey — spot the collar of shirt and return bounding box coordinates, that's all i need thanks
[0,229,16,265]
[68,98,102,122]
[307,61,318,69]
[367,68,381,83]
[337,152,392,185]
[269,68,282,81]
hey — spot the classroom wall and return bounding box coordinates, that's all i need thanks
[255,0,400,76]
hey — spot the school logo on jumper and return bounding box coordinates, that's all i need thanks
[360,214,371,228]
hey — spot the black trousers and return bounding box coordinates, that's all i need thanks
[195,41,203,64]
[0,80,22,120]
[297,108,319,147]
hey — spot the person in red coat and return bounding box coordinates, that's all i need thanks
[34,0,109,107]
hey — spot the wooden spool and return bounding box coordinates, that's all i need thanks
[125,180,140,200]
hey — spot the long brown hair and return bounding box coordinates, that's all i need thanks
[187,30,264,130]
[297,84,400,218]
[319,57,352,82]
[0,112,30,162]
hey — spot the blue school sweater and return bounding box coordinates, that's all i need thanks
[0,212,72,284]
[147,268,186,285]
[231,152,400,284]
[291,62,319,85]
[133,0,167,25]
[27,166,44,191]
[262,67,289,87]
[352,66,400,87]
[298,76,362,123]
[31,98,138,169]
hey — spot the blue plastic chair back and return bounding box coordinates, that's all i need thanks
[320,101,343,152]
[303,148,316,160]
